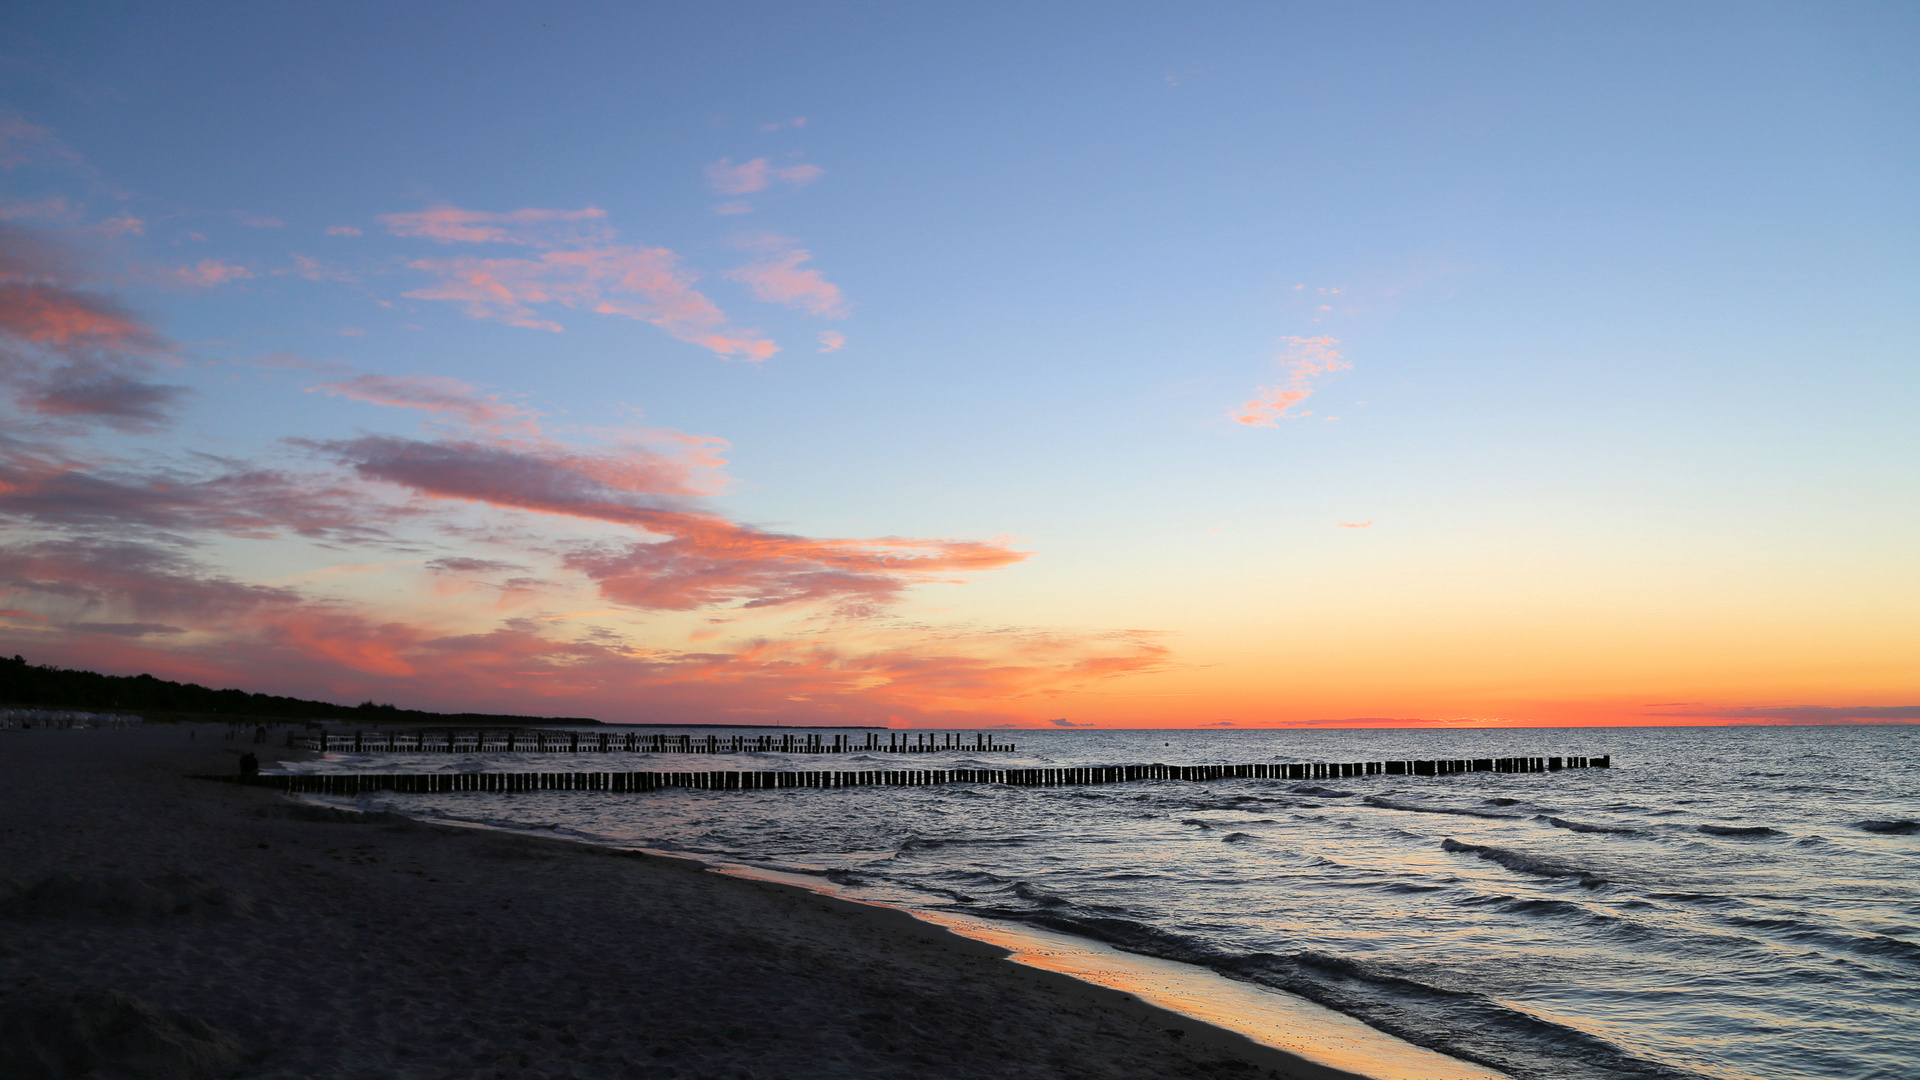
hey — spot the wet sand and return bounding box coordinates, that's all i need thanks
[0,727,1499,1080]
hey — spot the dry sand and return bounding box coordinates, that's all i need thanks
[0,727,1455,1080]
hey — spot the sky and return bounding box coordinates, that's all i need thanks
[0,1,1915,728]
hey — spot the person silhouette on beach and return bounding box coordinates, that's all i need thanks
[239,752,259,778]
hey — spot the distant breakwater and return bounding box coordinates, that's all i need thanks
[235,755,1610,796]
[288,730,1018,754]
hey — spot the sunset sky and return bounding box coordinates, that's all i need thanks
[1,2,1914,727]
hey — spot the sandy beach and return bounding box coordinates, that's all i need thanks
[0,726,1436,1080]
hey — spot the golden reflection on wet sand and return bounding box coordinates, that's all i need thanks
[714,862,1510,1080]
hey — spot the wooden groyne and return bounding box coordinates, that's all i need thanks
[252,755,1610,795]
[287,730,1018,755]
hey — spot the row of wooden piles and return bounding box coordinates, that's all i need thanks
[288,730,1018,755]
[262,756,1609,796]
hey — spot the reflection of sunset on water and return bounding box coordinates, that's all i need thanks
[921,913,1511,1080]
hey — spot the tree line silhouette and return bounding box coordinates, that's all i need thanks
[0,654,597,725]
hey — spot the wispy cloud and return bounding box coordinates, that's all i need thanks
[0,197,80,223]
[388,205,775,360]
[705,158,823,195]
[404,245,775,359]
[707,158,771,195]
[140,259,253,288]
[0,113,88,173]
[1337,520,1371,529]
[380,205,611,247]
[312,374,541,433]
[325,225,362,237]
[426,556,527,575]
[818,330,846,352]
[71,621,186,637]
[1232,336,1347,426]
[725,234,846,318]
[234,213,285,228]
[284,254,354,282]
[759,117,809,133]
[94,215,144,237]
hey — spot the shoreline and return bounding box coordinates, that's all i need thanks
[703,862,1508,1080]
[340,806,1506,1080]
[4,726,1505,1080]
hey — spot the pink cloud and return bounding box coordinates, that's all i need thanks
[379,205,610,247]
[404,244,776,359]
[566,524,1023,615]
[0,224,185,428]
[705,158,824,195]
[312,374,540,433]
[714,201,754,216]
[707,158,772,195]
[0,271,154,351]
[142,259,253,288]
[725,236,846,318]
[1337,521,1372,529]
[818,331,846,352]
[325,225,363,237]
[1231,336,1347,426]
[316,433,1019,614]
[384,205,778,360]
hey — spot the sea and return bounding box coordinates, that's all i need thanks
[279,725,1919,1080]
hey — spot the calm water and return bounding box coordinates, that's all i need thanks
[286,726,1919,1080]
